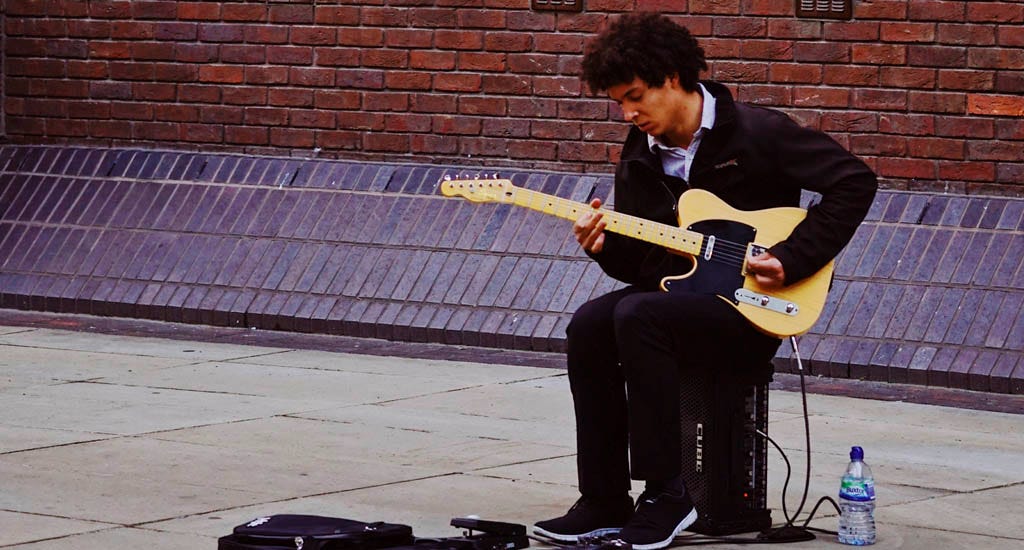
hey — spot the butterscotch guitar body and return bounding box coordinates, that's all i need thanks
[661,190,832,338]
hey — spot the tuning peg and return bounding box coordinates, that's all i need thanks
[443,174,452,181]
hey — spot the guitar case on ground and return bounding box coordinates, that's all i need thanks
[217,515,414,550]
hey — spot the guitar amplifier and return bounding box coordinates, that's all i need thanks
[679,364,772,535]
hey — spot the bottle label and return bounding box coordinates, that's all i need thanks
[839,478,875,502]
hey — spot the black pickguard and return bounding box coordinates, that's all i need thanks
[661,219,756,304]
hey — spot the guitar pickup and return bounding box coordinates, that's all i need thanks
[735,289,799,316]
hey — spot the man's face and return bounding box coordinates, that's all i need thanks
[606,75,687,142]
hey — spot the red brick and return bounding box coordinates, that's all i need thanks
[852,44,907,64]
[245,66,289,85]
[851,134,907,156]
[969,48,1024,70]
[315,6,359,25]
[225,126,269,145]
[714,18,767,38]
[339,28,384,47]
[459,9,507,29]
[824,21,880,41]
[133,83,176,101]
[879,114,936,136]
[363,7,410,26]
[244,107,289,126]
[485,32,533,52]
[366,92,412,112]
[179,85,221,103]
[880,67,937,89]
[877,158,936,180]
[220,45,266,64]
[89,120,132,138]
[269,4,313,24]
[177,2,220,21]
[824,65,879,86]
[459,96,506,116]
[90,41,132,59]
[483,75,532,95]
[939,161,995,182]
[820,113,878,133]
[691,0,741,15]
[882,22,937,43]
[435,30,484,50]
[996,119,1024,140]
[199,65,244,84]
[153,63,198,82]
[736,84,791,107]
[533,76,581,97]
[531,119,580,140]
[362,49,409,69]
[908,137,965,160]
[134,122,178,141]
[175,44,218,63]
[939,69,995,90]
[223,87,267,106]
[335,112,385,131]
[937,23,997,46]
[200,106,243,125]
[713,62,769,83]
[46,118,89,137]
[290,26,337,45]
[506,10,556,32]
[909,1,967,22]
[364,133,410,152]
[410,93,454,113]
[245,26,289,45]
[386,29,434,49]
[967,2,1024,23]
[770,64,821,84]
[314,130,358,150]
[89,81,130,99]
[767,20,821,40]
[935,116,994,138]
[223,3,266,22]
[853,89,907,111]
[150,103,195,122]
[411,134,459,155]
[131,42,176,61]
[794,42,849,63]
[483,118,529,138]
[702,38,741,59]
[435,73,482,93]
[384,71,433,91]
[433,115,481,136]
[317,48,361,67]
[267,46,314,65]
[908,45,967,67]
[273,128,316,148]
[968,141,1024,162]
[315,90,360,111]
[385,113,432,133]
[508,140,557,160]
[1000,25,1024,47]
[289,67,336,87]
[180,123,223,143]
[458,52,507,72]
[793,87,850,108]
[410,51,457,71]
[968,94,1024,116]
[855,0,907,19]
[198,23,245,43]
[909,91,966,114]
[740,40,794,61]
[268,89,314,107]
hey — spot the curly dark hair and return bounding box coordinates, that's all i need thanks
[581,12,708,94]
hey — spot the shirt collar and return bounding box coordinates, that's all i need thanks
[648,82,716,152]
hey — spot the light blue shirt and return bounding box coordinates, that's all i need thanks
[647,82,716,182]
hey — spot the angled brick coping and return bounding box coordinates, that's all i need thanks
[1,145,1021,394]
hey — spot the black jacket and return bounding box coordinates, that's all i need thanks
[591,80,878,290]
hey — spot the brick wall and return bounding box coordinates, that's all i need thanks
[4,0,1024,195]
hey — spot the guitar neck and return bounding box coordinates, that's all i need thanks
[508,186,704,256]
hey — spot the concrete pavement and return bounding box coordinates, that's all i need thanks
[2,316,1023,549]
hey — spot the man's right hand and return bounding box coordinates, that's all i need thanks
[574,198,607,254]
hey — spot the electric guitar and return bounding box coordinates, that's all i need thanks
[439,175,832,337]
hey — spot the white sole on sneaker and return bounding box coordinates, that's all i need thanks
[532,526,623,542]
[627,507,698,550]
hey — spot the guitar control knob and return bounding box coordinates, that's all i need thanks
[760,296,770,306]
[786,303,795,313]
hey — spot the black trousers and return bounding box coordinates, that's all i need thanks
[567,286,781,497]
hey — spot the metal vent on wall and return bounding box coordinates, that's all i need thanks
[532,0,583,12]
[796,0,852,19]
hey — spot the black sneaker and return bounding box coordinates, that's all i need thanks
[617,488,697,550]
[533,495,634,542]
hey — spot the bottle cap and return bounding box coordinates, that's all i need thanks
[850,446,864,460]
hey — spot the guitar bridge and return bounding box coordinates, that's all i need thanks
[734,289,799,316]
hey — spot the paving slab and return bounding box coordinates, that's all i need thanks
[0,322,1022,549]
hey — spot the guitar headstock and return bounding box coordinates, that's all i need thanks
[439,174,516,203]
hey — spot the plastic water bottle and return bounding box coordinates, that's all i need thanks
[837,446,876,545]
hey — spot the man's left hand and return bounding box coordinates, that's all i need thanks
[746,251,786,289]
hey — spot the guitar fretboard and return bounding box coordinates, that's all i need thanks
[508,186,704,256]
